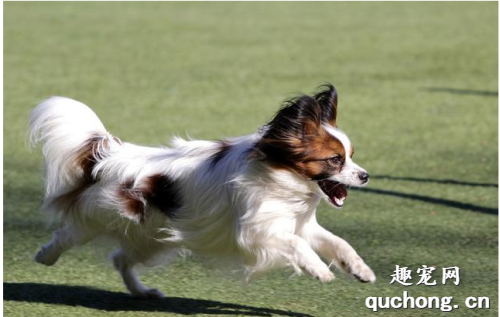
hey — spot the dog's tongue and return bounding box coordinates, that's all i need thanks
[318,180,348,207]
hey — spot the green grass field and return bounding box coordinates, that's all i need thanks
[4,2,498,317]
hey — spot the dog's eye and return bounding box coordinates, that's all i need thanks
[328,156,342,164]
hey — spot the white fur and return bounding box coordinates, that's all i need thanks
[30,97,375,298]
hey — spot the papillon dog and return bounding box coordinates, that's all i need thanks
[30,84,375,298]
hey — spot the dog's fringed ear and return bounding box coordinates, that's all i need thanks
[313,83,338,126]
[264,95,322,140]
[253,95,323,165]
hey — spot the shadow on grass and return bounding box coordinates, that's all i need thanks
[372,175,498,188]
[4,282,311,316]
[355,187,497,215]
[424,87,498,97]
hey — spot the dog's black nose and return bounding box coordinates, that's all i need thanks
[359,172,369,183]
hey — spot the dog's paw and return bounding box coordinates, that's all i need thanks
[34,247,59,266]
[349,260,376,283]
[132,288,166,299]
[310,266,335,283]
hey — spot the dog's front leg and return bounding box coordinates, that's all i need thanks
[265,233,334,282]
[303,224,376,283]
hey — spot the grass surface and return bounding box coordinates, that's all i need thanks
[3,2,498,317]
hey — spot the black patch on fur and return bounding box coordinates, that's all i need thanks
[119,174,181,222]
[209,141,232,167]
[145,174,182,217]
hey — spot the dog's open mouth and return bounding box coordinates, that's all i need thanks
[318,180,348,208]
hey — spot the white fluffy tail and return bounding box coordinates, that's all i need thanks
[29,97,120,201]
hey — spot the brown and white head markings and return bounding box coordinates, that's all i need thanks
[255,84,369,207]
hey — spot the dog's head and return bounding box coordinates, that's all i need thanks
[254,84,368,208]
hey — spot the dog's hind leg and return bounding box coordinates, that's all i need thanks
[34,225,98,266]
[111,248,165,299]
[35,228,73,266]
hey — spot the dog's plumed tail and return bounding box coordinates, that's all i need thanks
[29,97,121,203]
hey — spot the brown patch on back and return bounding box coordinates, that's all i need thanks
[118,174,181,223]
[119,179,147,222]
[48,133,122,216]
[75,134,121,183]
